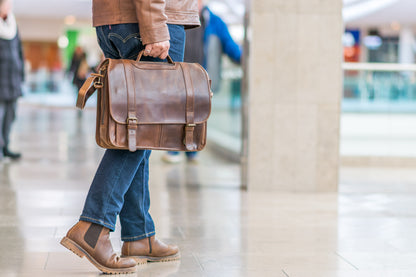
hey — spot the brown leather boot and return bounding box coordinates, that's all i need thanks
[60,221,137,274]
[121,236,180,264]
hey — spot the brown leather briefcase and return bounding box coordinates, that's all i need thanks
[76,51,212,152]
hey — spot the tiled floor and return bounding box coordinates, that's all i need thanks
[2,103,416,276]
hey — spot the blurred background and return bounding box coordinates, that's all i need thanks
[3,1,416,275]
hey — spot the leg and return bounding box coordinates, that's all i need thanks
[2,100,21,159]
[120,150,154,241]
[0,102,6,159]
[185,151,198,163]
[79,22,155,231]
[61,23,148,273]
[2,100,15,147]
[162,151,198,163]
[78,23,147,230]
[162,151,183,163]
[80,149,148,230]
[61,150,145,273]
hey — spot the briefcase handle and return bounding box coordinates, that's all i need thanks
[136,50,175,64]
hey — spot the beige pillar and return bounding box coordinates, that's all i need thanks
[247,0,343,192]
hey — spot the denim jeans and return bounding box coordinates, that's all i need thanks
[0,100,16,152]
[80,23,185,242]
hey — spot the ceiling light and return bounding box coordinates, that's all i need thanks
[58,35,69,49]
[391,21,401,31]
[363,35,382,50]
[64,15,76,25]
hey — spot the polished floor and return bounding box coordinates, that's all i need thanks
[2,103,416,277]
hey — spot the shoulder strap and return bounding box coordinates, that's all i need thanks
[76,73,102,109]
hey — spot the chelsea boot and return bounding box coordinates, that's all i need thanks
[60,221,137,274]
[121,236,180,264]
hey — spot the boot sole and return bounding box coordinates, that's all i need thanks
[60,236,137,274]
[125,252,181,264]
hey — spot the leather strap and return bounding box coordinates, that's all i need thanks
[123,62,138,152]
[76,74,101,109]
[180,63,197,151]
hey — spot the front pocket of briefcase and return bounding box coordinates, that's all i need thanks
[159,124,186,151]
[135,124,162,149]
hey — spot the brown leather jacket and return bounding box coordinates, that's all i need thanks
[92,0,199,45]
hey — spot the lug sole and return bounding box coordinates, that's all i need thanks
[60,236,137,274]
[124,252,181,264]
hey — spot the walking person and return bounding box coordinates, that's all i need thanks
[69,46,88,93]
[60,0,200,274]
[0,0,24,161]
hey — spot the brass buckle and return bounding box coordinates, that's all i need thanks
[186,123,196,127]
[94,82,103,89]
[127,117,138,125]
[91,73,104,89]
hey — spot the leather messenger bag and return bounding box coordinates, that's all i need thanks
[76,51,212,152]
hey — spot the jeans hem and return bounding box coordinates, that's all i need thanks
[79,215,115,231]
[121,231,155,242]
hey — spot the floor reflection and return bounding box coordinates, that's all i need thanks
[0,163,25,275]
[2,103,416,276]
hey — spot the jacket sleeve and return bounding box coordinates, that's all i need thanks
[17,32,25,82]
[211,13,242,64]
[132,0,170,45]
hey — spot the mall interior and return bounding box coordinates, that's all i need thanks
[2,0,416,276]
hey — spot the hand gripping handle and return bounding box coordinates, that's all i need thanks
[136,50,174,64]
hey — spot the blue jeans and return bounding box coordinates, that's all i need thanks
[80,23,185,242]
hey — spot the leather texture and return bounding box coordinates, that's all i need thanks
[121,236,180,263]
[61,221,137,273]
[92,0,200,45]
[77,51,212,152]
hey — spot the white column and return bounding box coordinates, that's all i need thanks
[399,27,415,65]
[247,0,343,192]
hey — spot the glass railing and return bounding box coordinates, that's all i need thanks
[207,59,243,159]
[341,62,416,159]
[343,62,416,112]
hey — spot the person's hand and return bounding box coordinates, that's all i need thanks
[144,40,170,60]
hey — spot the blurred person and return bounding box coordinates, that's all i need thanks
[60,0,200,274]
[73,52,89,117]
[73,52,89,91]
[68,46,86,92]
[68,46,84,76]
[162,0,242,164]
[0,0,23,161]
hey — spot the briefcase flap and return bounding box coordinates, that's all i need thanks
[106,59,211,125]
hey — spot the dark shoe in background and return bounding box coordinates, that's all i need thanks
[61,221,137,274]
[3,148,21,160]
[122,236,180,264]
